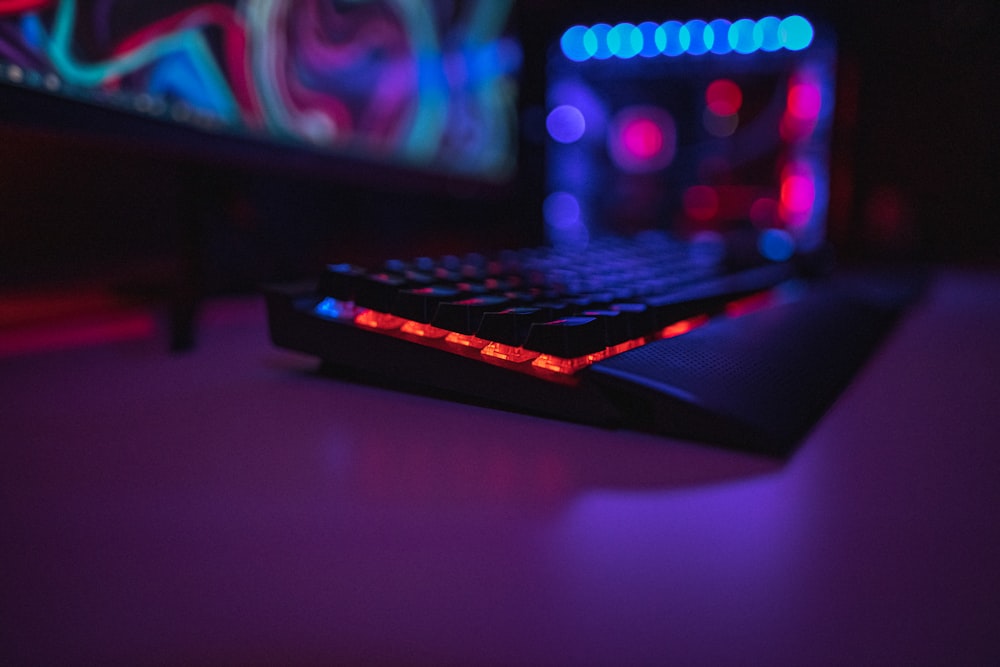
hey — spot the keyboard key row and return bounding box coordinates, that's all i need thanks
[317,261,792,359]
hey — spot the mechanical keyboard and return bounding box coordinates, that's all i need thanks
[266,232,914,456]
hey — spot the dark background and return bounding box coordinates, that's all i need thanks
[1,0,997,295]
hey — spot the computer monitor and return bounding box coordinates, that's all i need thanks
[0,1,522,184]
[0,0,537,297]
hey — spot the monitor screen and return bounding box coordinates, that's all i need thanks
[0,0,521,183]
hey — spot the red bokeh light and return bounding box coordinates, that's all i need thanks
[705,79,743,116]
[683,185,720,222]
[621,118,664,159]
[780,174,815,213]
[609,106,677,173]
[787,82,822,120]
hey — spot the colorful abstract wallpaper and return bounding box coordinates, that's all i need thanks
[0,0,521,180]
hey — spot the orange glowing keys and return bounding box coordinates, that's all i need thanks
[354,310,404,331]
[400,321,449,339]
[445,332,490,349]
[481,342,539,363]
[531,339,644,375]
[532,351,606,374]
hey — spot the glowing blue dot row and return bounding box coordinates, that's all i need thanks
[561,15,814,62]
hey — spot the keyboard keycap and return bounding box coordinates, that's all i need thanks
[392,286,464,323]
[610,303,657,339]
[582,309,632,346]
[354,273,408,312]
[523,317,607,357]
[432,295,512,334]
[476,307,554,347]
[318,263,367,301]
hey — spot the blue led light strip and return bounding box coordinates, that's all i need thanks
[561,15,814,62]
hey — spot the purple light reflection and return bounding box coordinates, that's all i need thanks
[542,480,808,662]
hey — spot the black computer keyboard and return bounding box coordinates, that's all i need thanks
[266,232,911,455]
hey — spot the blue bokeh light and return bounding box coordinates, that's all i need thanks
[544,191,590,251]
[729,18,761,54]
[758,228,797,261]
[543,191,582,230]
[588,24,614,60]
[657,20,687,56]
[560,25,591,62]
[637,22,661,57]
[779,15,814,51]
[707,19,733,54]
[546,105,587,144]
[683,20,711,55]
[755,16,783,52]
[608,23,642,59]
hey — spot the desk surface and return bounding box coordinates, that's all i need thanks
[2,269,999,666]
